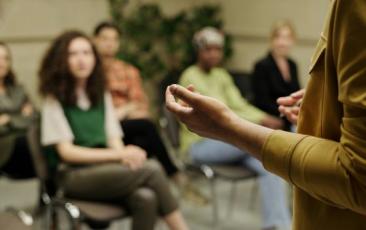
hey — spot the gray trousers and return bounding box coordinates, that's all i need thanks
[61,160,178,230]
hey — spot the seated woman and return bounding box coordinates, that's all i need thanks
[0,41,37,179]
[252,20,300,131]
[39,31,188,230]
[179,27,291,230]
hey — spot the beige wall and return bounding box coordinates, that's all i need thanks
[130,0,330,87]
[0,0,110,105]
[0,0,330,106]
[220,0,329,87]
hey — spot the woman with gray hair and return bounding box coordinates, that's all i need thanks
[177,27,291,230]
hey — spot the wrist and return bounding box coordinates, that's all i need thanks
[232,117,273,159]
[220,110,241,142]
[108,149,123,162]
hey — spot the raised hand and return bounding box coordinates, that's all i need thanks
[277,89,305,125]
[165,84,238,142]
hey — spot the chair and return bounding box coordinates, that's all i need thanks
[27,123,129,230]
[159,107,258,226]
[229,70,255,103]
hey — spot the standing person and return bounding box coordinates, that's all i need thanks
[39,31,188,230]
[252,20,300,131]
[93,21,208,205]
[166,1,366,229]
[178,27,291,230]
[0,41,37,179]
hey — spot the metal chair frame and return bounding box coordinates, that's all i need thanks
[159,107,258,227]
[27,123,129,230]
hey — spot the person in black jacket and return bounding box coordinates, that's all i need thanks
[252,20,300,131]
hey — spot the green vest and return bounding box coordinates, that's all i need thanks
[63,102,107,148]
[44,101,106,170]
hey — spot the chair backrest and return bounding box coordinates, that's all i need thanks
[229,70,254,103]
[160,106,181,150]
[26,122,49,181]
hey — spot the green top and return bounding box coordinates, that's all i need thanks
[178,65,266,155]
[45,101,106,170]
[63,102,107,148]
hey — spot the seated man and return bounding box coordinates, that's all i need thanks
[179,27,291,230]
[93,21,181,179]
[93,21,207,204]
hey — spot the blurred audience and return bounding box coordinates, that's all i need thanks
[39,31,188,230]
[0,41,37,179]
[252,20,300,131]
[178,27,291,230]
[93,21,208,205]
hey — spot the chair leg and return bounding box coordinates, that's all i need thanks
[43,203,53,230]
[249,180,258,211]
[38,191,52,230]
[226,181,237,219]
[199,164,219,227]
[63,202,82,230]
[50,200,82,230]
[209,178,219,227]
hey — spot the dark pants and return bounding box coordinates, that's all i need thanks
[62,160,178,230]
[2,135,35,179]
[121,118,179,177]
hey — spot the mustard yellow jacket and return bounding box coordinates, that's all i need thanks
[262,0,366,229]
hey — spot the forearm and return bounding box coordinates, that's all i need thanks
[9,114,34,129]
[227,116,366,214]
[57,143,121,164]
[263,130,366,214]
[107,137,125,150]
[222,111,273,160]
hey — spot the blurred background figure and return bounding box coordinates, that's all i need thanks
[252,20,300,131]
[178,27,291,230]
[0,41,37,179]
[39,30,188,230]
[93,21,208,205]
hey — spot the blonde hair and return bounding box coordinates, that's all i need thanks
[270,20,296,41]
